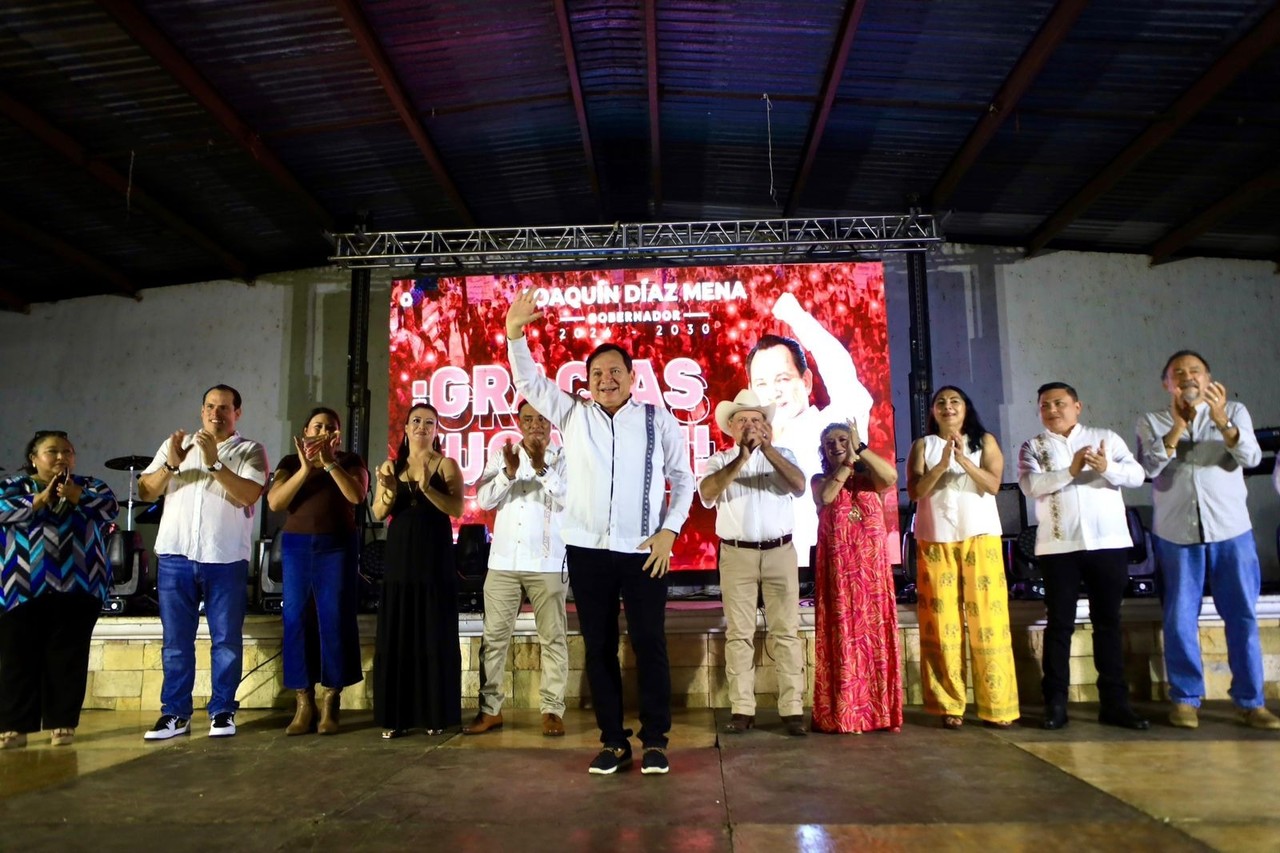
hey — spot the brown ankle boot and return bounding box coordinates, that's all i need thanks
[285,688,316,735]
[317,687,341,735]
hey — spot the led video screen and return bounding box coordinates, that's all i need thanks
[388,262,898,570]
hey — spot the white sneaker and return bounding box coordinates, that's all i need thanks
[209,711,237,737]
[143,715,190,741]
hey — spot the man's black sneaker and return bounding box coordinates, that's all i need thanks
[640,747,670,775]
[587,744,632,775]
[209,711,237,738]
[143,715,190,741]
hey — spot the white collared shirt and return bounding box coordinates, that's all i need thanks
[144,432,269,563]
[509,337,694,553]
[1017,423,1142,555]
[1135,400,1261,545]
[474,442,566,573]
[698,445,798,541]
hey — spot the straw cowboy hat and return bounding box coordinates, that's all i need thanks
[714,389,775,435]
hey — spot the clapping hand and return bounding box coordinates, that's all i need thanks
[1083,440,1108,473]
[54,470,82,506]
[193,430,218,467]
[845,419,862,450]
[1169,388,1195,429]
[166,429,190,467]
[1203,381,1230,426]
[939,434,959,467]
[314,431,340,467]
[501,441,521,477]
[376,459,397,492]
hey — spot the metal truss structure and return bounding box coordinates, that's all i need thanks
[329,216,942,272]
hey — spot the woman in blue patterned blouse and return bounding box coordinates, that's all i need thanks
[0,430,118,749]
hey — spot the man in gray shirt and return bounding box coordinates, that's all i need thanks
[1135,350,1278,730]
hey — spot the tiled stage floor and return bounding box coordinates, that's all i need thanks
[1,702,1276,852]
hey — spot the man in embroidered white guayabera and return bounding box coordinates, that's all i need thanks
[505,290,695,776]
[1018,382,1147,733]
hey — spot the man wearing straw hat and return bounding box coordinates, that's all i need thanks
[699,389,809,736]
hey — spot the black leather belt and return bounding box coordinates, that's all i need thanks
[722,534,793,551]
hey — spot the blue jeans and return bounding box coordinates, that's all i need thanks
[281,532,362,690]
[1154,531,1264,709]
[157,555,248,718]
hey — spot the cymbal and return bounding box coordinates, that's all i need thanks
[105,455,153,471]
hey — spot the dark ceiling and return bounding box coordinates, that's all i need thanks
[1,0,1278,311]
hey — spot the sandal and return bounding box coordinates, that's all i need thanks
[942,715,964,730]
[381,729,406,739]
[50,727,75,747]
[425,728,445,736]
[0,731,27,750]
[983,720,1014,729]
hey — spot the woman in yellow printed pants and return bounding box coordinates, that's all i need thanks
[908,386,1020,728]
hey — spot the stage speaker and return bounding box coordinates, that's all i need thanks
[995,483,1028,537]
[254,537,283,612]
[103,527,150,614]
[456,523,491,613]
[1125,507,1155,577]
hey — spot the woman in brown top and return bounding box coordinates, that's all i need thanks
[267,407,369,735]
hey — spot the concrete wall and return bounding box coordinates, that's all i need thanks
[2,245,1276,570]
[0,268,390,545]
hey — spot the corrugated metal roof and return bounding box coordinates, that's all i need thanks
[0,0,1276,307]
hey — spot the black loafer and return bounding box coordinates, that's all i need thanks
[1042,703,1069,730]
[1099,706,1150,730]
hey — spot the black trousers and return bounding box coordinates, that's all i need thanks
[567,546,671,749]
[0,592,102,732]
[1040,548,1130,708]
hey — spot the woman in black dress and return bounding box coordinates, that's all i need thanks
[371,403,464,737]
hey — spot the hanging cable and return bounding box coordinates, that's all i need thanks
[763,93,779,210]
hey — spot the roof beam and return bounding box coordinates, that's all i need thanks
[645,0,662,216]
[1026,4,1280,256]
[784,0,869,216]
[552,0,602,220]
[0,88,250,280]
[930,0,1091,208]
[0,208,138,300]
[95,0,333,231]
[331,0,475,227]
[1149,166,1280,264]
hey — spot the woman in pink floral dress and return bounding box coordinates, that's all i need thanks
[810,420,902,734]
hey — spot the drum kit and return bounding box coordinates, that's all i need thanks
[103,454,160,529]
[101,454,159,614]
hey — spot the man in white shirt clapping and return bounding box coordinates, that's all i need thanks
[464,401,569,738]
[1019,382,1149,732]
[698,390,808,736]
[505,291,695,776]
